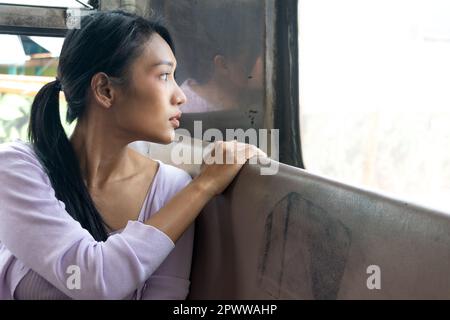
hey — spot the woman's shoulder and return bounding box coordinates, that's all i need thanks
[0,139,40,168]
[0,139,48,183]
[0,139,33,153]
[156,159,193,195]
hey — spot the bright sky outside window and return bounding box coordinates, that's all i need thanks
[0,0,91,8]
[299,0,450,212]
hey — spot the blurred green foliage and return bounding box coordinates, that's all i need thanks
[0,92,75,144]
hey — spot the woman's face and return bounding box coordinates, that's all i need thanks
[111,34,186,144]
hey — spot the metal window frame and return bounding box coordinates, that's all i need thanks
[267,0,304,168]
[0,1,98,37]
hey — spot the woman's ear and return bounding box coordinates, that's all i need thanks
[90,72,116,109]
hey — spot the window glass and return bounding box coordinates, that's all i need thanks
[153,0,266,136]
[0,34,74,143]
[299,0,450,212]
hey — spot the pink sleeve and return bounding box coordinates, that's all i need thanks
[0,142,175,299]
[140,222,195,299]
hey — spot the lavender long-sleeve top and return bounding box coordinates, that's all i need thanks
[0,140,194,300]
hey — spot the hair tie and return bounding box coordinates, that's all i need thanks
[54,78,63,91]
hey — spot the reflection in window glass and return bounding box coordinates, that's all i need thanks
[299,0,450,212]
[165,0,264,114]
[149,0,266,137]
[0,35,74,143]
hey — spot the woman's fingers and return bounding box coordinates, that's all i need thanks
[203,140,267,165]
[198,140,269,196]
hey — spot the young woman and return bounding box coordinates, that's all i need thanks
[0,10,264,300]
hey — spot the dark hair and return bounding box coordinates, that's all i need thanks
[28,10,174,241]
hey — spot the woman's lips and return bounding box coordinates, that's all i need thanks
[169,118,180,128]
[169,112,181,128]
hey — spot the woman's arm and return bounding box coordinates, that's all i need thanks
[0,144,207,299]
[0,141,262,299]
[144,175,211,243]
[145,140,265,243]
[140,223,195,299]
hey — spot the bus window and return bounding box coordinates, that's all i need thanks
[299,0,450,212]
[0,34,74,143]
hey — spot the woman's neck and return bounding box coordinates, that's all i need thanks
[69,113,135,189]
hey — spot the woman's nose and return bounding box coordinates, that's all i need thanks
[173,85,187,106]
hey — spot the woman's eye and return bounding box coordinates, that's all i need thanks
[160,73,170,81]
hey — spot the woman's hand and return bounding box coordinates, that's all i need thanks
[194,140,267,197]
[146,140,267,243]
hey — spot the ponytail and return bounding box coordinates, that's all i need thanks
[28,79,109,241]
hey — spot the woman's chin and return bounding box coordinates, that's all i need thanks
[169,129,176,142]
[157,131,176,145]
